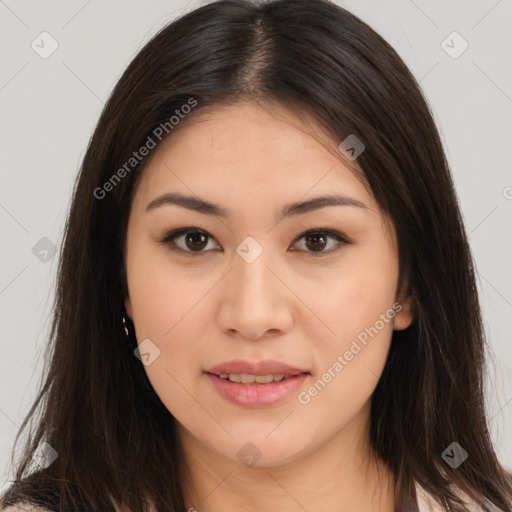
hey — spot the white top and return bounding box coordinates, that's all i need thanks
[415,482,502,511]
[2,482,504,512]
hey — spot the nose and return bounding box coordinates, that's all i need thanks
[216,248,294,341]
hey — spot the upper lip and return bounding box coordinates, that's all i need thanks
[206,359,310,377]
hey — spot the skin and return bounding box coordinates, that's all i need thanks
[124,100,414,512]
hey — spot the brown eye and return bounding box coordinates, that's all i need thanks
[183,231,208,251]
[292,229,349,256]
[304,232,329,252]
[160,228,218,254]
[160,227,349,257]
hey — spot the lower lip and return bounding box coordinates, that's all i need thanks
[206,373,309,407]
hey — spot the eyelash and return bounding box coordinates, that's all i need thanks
[159,226,351,257]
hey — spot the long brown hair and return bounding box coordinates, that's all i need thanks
[2,1,511,511]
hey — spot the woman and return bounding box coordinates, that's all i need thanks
[2,0,511,511]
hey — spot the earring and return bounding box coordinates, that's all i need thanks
[122,315,131,337]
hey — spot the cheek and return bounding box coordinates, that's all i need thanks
[127,243,204,337]
[129,268,209,416]
[305,245,398,386]
[313,245,398,336]
[131,270,208,362]
[125,247,209,398]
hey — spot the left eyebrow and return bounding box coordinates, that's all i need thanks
[145,192,372,219]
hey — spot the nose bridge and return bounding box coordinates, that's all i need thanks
[218,237,293,339]
[232,240,278,309]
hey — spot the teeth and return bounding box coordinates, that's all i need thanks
[218,373,286,384]
[254,374,277,384]
[241,373,255,384]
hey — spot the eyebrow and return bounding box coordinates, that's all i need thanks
[145,192,371,219]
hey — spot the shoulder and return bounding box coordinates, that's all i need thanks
[415,481,504,511]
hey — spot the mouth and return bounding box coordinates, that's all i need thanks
[205,369,310,407]
[205,359,310,378]
[204,359,311,407]
[210,372,305,384]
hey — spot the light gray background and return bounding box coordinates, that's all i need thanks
[1,0,511,492]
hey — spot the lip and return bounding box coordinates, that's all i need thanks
[206,373,309,407]
[206,359,310,377]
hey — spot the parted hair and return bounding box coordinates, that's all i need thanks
[2,1,511,511]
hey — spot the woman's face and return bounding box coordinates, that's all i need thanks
[124,101,413,468]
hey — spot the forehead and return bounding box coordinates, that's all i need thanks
[132,101,379,219]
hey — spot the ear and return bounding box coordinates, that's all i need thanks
[393,282,415,331]
[124,295,133,320]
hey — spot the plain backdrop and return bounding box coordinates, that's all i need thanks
[1,0,511,492]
